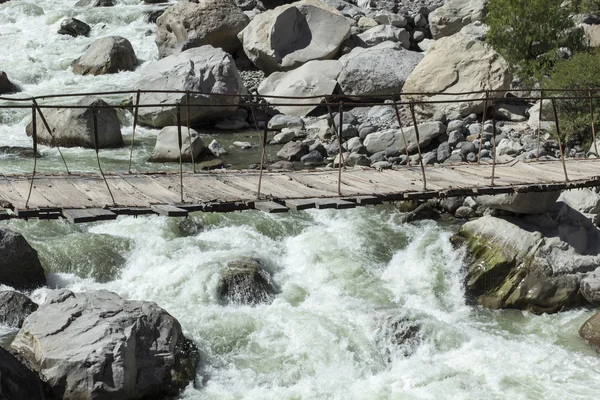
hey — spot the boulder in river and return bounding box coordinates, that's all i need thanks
[137,45,245,128]
[257,60,342,117]
[11,289,199,400]
[0,70,19,94]
[580,311,600,352]
[338,42,423,97]
[0,291,38,328]
[218,258,277,305]
[58,18,91,37]
[149,126,205,162]
[26,96,123,148]
[0,347,50,400]
[72,36,137,76]
[457,204,600,313]
[0,228,45,290]
[156,0,249,58]
[403,33,511,119]
[238,0,352,73]
[475,191,561,215]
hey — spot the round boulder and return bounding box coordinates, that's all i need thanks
[218,258,276,305]
[0,291,38,328]
[58,18,91,37]
[156,0,249,58]
[11,289,199,400]
[149,126,205,162]
[26,96,123,148]
[72,36,137,76]
[0,228,45,290]
[238,1,351,73]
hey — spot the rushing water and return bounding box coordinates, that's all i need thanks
[2,1,600,399]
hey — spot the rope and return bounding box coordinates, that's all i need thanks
[128,90,141,173]
[32,99,70,175]
[408,103,427,191]
[92,107,116,206]
[392,101,411,166]
[25,104,37,209]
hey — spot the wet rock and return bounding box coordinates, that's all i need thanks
[277,140,309,161]
[58,18,90,37]
[454,205,475,219]
[580,311,600,352]
[375,313,421,360]
[0,146,40,158]
[0,347,50,400]
[0,71,18,94]
[11,289,199,400]
[72,36,136,75]
[0,291,38,328]
[218,258,276,305]
[136,46,244,128]
[150,126,204,162]
[402,202,440,223]
[156,0,249,58]
[0,228,45,290]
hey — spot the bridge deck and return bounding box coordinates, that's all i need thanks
[0,159,599,222]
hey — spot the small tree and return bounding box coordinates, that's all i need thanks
[544,50,600,146]
[486,0,584,80]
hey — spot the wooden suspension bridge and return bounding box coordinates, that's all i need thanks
[1,88,600,222]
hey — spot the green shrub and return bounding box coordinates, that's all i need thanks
[571,0,600,14]
[543,50,600,146]
[486,0,584,80]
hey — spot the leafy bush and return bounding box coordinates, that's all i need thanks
[543,50,600,146]
[571,0,600,14]
[486,0,584,80]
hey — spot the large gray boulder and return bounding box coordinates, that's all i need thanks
[238,0,351,73]
[428,0,487,39]
[363,121,446,155]
[156,0,249,58]
[0,228,45,290]
[458,204,600,313]
[475,191,561,214]
[527,99,556,132]
[136,46,245,128]
[11,289,199,400]
[338,42,423,97]
[26,96,123,148]
[0,347,49,400]
[257,60,342,117]
[72,36,137,76]
[403,33,511,119]
[558,189,600,216]
[0,70,18,94]
[357,25,410,49]
[149,126,205,162]
[0,291,38,328]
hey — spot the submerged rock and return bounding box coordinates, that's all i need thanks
[375,312,422,361]
[11,289,199,400]
[0,70,19,94]
[0,228,45,290]
[0,291,38,328]
[58,18,91,37]
[402,202,440,223]
[218,258,276,305]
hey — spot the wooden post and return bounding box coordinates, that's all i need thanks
[491,96,497,186]
[551,98,569,182]
[25,104,37,209]
[409,103,427,190]
[249,102,268,200]
[392,101,411,165]
[589,90,599,158]
[477,91,488,164]
[93,107,116,206]
[536,91,543,161]
[128,90,141,173]
[176,105,184,203]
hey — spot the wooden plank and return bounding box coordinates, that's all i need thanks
[344,195,381,205]
[200,201,253,213]
[150,204,188,217]
[14,208,39,218]
[254,201,288,213]
[285,198,316,211]
[311,198,356,209]
[62,208,117,223]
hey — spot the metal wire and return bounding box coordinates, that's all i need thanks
[25,104,37,209]
[176,105,184,203]
[32,99,70,174]
[92,107,116,206]
[128,90,141,173]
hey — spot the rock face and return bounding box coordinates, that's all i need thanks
[363,121,446,154]
[58,18,91,37]
[0,291,38,328]
[11,289,199,400]
[26,96,123,148]
[72,36,137,76]
[258,60,342,116]
[238,1,351,73]
[0,228,45,290]
[0,70,18,94]
[428,0,487,40]
[156,0,249,58]
[218,258,276,305]
[475,191,561,214]
[403,33,511,119]
[338,43,423,97]
[458,206,600,313]
[137,46,245,128]
[150,126,205,162]
[0,347,49,400]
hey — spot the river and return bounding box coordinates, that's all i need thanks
[1,1,600,399]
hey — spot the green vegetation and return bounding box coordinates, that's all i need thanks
[571,0,600,14]
[486,0,584,80]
